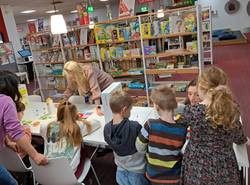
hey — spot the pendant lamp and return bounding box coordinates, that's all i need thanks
[50,0,67,34]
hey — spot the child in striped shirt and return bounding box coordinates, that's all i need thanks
[136,85,187,185]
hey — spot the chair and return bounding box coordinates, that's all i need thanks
[28,95,42,102]
[15,72,29,84]
[0,147,35,184]
[30,157,101,185]
[68,96,85,104]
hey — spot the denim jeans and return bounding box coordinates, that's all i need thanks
[116,168,149,185]
[0,165,18,185]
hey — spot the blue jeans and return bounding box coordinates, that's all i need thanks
[0,165,18,185]
[116,168,149,185]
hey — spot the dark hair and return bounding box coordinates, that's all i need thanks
[16,101,25,112]
[184,79,197,105]
[0,71,21,104]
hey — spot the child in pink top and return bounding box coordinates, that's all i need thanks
[64,61,113,104]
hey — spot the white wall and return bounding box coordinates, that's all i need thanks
[1,5,22,60]
[198,0,250,30]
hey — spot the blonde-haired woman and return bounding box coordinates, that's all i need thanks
[64,61,113,104]
[181,66,249,185]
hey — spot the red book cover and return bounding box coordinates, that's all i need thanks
[28,22,36,34]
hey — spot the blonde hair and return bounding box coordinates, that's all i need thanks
[64,61,90,96]
[109,90,133,113]
[198,66,239,129]
[151,85,177,111]
[47,101,91,147]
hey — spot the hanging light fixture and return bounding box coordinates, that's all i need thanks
[50,0,67,34]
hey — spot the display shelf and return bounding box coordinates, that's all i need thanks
[112,72,143,78]
[98,38,141,45]
[32,46,62,52]
[145,67,199,75]
[38,75,64,78]
[35,61,65,64]
[145,50,198,59]
[103,55,142,62]
[142,32,197,40]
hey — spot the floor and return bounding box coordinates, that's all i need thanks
[26,34,250,185]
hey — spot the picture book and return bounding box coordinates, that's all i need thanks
[89,46,98,60]
[105,25,117,42]
[169,15,184,33]
[130,21,140,39]
[80,28,88,45]
[87,29,96,44]
[118,28,126,41]
[68,32,78,46]
[141,23,151,38]
[152,21,160,36]
[124,27,131,40]
[160,20,170,35]
[62,34,71,47]
[52,35,60,47]
[94,24,106,44]
[182,13,196,32]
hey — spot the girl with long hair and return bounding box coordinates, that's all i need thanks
[45,101,92,173]
[181,66,249,185]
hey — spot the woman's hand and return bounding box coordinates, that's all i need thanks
[246,137,250,146]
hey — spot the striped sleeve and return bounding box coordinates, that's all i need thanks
[136,120,150,153]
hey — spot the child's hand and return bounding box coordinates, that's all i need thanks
[33,153,48,166]
[95,106,104,116]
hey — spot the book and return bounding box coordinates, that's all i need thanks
[182,13,196,32]
[141,23,151,38]
[152,21,160,36]
[118,28,126,41]
[80,28,88,45]
[94,25,106,44]
[106,25,117,42]
[87,29,96,44]
[169,15,184,33]
[160,20,170,35]
[130,21,140,39]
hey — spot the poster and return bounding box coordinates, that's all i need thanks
[38,18,44,32]
[119,0,135,17]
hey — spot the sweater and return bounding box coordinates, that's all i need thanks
[104,118,146,173]
[64,64,113,100]
[136,118,187,184]
[0,94,24,149]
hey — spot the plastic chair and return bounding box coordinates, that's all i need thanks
[30,157,101,185]
[0,147,35,184]
[68,96,85,104]
[28,95,42,102]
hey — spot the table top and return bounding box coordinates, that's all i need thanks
[23,102,249,168]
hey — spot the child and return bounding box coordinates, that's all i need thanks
[104,91,149,185]
[181,66,249,185]
[136,86,187,185]
[45,101,92,174]
[184,79,201,105]
[5,102,32,159]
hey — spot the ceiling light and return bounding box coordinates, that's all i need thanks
[100,0,109,1]
[20,10,36,14]
[46,10,59,14]
[157,9,164,18]
[51,14,67,34]
[70,10,78,14]
[26,19,37,22]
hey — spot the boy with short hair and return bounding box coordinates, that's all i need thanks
[136,86,187,185]
[104,91,149,185]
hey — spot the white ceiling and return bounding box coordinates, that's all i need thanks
[0,0,117,24]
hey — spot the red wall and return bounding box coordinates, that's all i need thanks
[0,8,9,42]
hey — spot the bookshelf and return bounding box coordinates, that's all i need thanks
[202,6,213,64]
[29,5,205,104]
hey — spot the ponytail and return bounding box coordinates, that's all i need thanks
[57,101,83,147]
[206,85,240,129]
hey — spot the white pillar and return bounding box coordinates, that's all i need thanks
[0,5,22,60]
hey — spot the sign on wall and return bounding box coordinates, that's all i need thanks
[119,0,136,17]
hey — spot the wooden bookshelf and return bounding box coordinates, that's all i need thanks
[143,32,197,40]
[35,61,65,64]
[32,46,62,52]
[98,38,141,45]
[145,67,199,75]
[38,75,64,78]
[145,50,198,59]
[112,72,143,78]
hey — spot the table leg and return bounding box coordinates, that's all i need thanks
[246,168,248,185]
[25,72,30,84]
